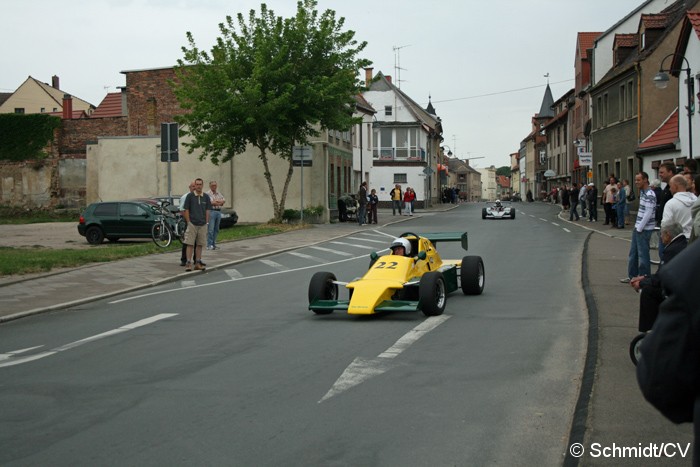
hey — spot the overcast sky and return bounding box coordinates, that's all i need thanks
[3,0,655,168]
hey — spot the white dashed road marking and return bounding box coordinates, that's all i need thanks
[309,246,353,256]
[259,259,290,271]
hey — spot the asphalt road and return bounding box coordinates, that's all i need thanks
[0,203,590,466]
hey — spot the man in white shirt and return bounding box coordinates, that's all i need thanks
[206,181,226,250]
[661,174,697,239]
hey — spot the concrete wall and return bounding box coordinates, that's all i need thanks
[86,135,331,223]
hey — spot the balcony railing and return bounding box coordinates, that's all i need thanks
[373,146,426,162]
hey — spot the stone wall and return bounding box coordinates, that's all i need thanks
[125,68,185,136]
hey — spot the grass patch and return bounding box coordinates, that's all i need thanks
[0,223,308,276]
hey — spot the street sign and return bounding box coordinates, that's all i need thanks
[587,171,593,179]
[160,123,179,162]
[579,152,593,166]
[293,145,313,167]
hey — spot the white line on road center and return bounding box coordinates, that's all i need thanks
[319,315,451,403]
[0,314,177,368]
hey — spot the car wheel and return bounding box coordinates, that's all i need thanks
[308,272,338,315]
[85,226,104,245]
[418,272,446,316]
[107,237,120,243]
[461,256,485,295]
[482,208,487,219]
[629,333,646,366]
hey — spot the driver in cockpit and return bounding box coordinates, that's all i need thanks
[389,237,411,257]
[495,199,503,211]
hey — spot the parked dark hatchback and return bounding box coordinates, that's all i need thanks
[78,200,161,245]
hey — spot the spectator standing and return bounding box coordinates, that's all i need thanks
[403,186,415,216]
[692,174,700,243]
[205,180,225,250]
[390,184,403,215]
[683,158,698,176]
[179,181,196,266]
[586,183,598,222]
[367,189,378,224]
[602,177,616,225]
[562,184,570,211]
[357,181,368,226]
[569,184,580,221]
[615,181,627,229]
[183,178,211,272]
[661,174,697,239]
[579,183,588,218]
[622,172,656,283]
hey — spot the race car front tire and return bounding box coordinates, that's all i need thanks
[418,272,446,316]
[461,256,485,295]
[309,272,338,315]
[510,209,515,219]
[482,208,487,219]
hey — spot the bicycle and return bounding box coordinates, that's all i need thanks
[151,201,187,248]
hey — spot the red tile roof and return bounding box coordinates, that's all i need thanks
[614,33,639,48]
[638,109,678,150]
[641,13,670,29]
[577,32,601,59]
[91,92,123,118]
[496,175,510,188]
[48,110,88,119]
[689,11,700,40]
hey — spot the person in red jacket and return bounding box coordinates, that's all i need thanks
[403,187,415,216]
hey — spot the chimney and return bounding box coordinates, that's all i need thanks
[386,75,392,84]
[52,75,60,89]
[62,94,73,119]
[364,67,373,85]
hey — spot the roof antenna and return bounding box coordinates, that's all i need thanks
[544,72,550,85]
[393,44,411,89]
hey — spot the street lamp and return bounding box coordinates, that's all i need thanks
[653,53,694,159]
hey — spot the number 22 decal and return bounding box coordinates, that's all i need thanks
[374,261,398,269]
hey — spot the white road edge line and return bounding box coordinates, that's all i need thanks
[0,314,178,369]
[319,315,451,403]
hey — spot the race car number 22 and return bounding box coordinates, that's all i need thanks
[374,261,398,269]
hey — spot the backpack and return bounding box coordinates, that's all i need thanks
[627,189,636,202]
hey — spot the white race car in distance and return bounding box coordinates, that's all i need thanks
[482,201,515,220]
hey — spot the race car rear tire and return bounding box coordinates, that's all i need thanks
[510,209,515,219]
[308,272,338,315]
[418,272,446,316]
[482,208,487,219]
[461,256,485,295]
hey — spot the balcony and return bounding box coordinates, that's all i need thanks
[373,146,426,162]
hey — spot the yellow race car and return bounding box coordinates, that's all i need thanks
[308,232,485,316]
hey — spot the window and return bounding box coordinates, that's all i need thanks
[627,80,634,118]
[94,203,118,216]
[14,108,24,114]
[40,107,45,113]
[385,105,392,116]
[394,173,407,184]
[120,203,146,217]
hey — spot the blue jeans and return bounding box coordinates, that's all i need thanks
[392,200,402,215]
[628,229,653,279]
[616,203,626,228]
[207,209,222,247]
[357,204,367,225]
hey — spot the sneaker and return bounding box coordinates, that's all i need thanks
[194,262,206,271]
[185,262,193,272]
[206,246,214,250]
[199,260,207,267]
[620,277,630,283]
[212,245,219,250]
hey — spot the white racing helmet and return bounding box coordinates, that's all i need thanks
[495,199,502,207]
[390,237,411,256]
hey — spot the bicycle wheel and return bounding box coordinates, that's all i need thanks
[176,218,187,243]
[649,228,661,265]
[152,222,172,248]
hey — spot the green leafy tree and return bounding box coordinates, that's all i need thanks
[496,166,511,177]
[172,0,371,221]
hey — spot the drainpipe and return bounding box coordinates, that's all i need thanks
[635,62,644,170]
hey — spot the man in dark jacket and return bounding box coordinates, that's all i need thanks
[569,183,580,221]
[586,183,598,221]
[637,239,700,466]
[629,222,688,331]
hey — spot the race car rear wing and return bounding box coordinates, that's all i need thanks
[423,232,468,251]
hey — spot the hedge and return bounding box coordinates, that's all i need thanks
[0,113,61,161]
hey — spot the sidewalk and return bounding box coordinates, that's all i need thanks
[557,207,694,466]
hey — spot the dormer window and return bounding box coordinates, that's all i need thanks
[385,105,392,116]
